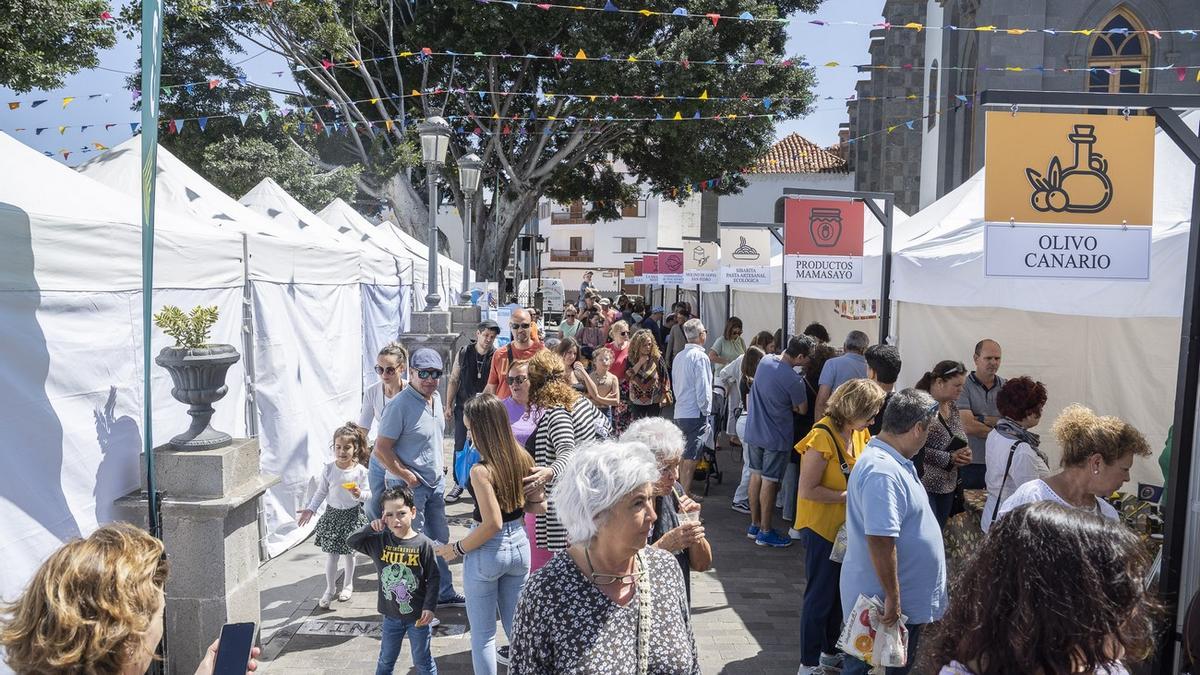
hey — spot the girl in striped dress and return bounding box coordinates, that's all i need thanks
[523,349,610,570]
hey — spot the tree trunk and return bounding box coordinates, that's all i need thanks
[475,191,540,282]
[383,172,430,242]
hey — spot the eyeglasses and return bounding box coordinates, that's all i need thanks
[619,331,630,336]
[511,323,531,330]
[374,365,399,375]
[565,313,577,317]
[506,375,528,385]
[415,369,442,380]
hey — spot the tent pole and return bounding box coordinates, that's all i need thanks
[696,285,702,322]
[241,234,259,438]
[880,197,895,345]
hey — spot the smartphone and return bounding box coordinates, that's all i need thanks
[212,622,256,675]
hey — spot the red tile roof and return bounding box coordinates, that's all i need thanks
[748,132,849,174]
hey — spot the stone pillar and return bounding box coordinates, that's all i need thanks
[118,439,278,675]
[450,305,482,360]
[404,310,459,401]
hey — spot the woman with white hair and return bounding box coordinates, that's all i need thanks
[622,418,712,601]
[509,441,701,674]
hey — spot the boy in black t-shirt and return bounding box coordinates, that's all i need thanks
[348,486,440,674]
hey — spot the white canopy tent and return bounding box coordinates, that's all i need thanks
[240,179,410,391]
[78,140,366,557]
[0,132,248,602]
[885,112,1200,487]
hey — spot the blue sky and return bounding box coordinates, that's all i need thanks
[0,1,882,164]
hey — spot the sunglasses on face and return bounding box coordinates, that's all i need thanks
[511,323,531,330]
[374,365,400,375]
[506,375,528,385]
[566,312,577,317]
[415,369,442,380]
[619,331,630,336]
[938,366,965,377]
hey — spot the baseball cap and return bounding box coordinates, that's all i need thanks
[651,306,665,314]
[478,319,500,334]
[410,348,443,371]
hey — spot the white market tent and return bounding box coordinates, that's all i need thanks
[240,179,411,391]
[77,140,372,559]
[885,111,1200,487]
[0,132,249,602]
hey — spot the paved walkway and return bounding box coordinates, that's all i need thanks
[257,440,809,674]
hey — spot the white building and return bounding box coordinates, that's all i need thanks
[717,132,854,224]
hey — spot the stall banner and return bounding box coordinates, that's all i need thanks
[720,229,771,286]
[643,253,661,285]
[783,198,865,283]
[632,259,645,285]
[983,111,1154,279]
[658,249,685,286]
[623,262,637,286]
[684,241,720,284]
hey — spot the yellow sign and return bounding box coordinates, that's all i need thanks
[984,111,1154,226]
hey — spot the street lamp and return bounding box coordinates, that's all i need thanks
[457,153,482,304]
[534,235,547,314]
[418,116,451,311]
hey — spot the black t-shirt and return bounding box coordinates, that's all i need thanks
[455,342,495,405]
[347,528,439,620]
[868,390,895,437]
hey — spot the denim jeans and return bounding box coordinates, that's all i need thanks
[841,622,924,675]
[799,529,842,666]
[375,615,436,675]
[463,520,530,674]
[384,477,457,601]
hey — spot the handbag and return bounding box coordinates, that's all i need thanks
[454,439,481,486]
[814,423,853,562]
[990,440,1023,524]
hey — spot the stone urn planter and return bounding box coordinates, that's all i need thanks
[155,344,241,451]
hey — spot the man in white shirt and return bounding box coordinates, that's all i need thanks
[671,318,713,498]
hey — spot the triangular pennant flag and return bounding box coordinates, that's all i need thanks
[259,110,270,124]
[94,142,108,150]
[61,97,75,108]
[1178,67,1188,82]
[197,117,208,131]
[639,9,651,16]
[655,112,663,120]
[208,78,221,89]
[130,122,139,134]
[61,151,71,160]
[1149,30,1162,39]
[602,0,617,11]
[738,11,752,19]
[904,22,923,31]
[163,85,173,96]
[672,6,685,14]
[385,119,394,131]
[692,110,701,119]
[705,12,718,26]
[238,113,249,126]
[237,75,248,86]
[7,102,18,110]
[31,100,46,108]
[105,123,116,131]
[762,97,772,109]
[81,125,90,132]
[904,120,914,130]
[167,120,178,134]
[35,128,46,135]
[58,126,67,134]
[575,49,587,60]
[321,59,333,70]
[672,111,682,120]
[698,89,708,100]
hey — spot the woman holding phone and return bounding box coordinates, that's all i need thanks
[915,360,971,529]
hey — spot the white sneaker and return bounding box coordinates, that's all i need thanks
[337,587,353,602]
[430,616,441,627]
[318,592,332,609]
[788,528,803,540]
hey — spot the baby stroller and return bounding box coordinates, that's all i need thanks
[692,383,727,495]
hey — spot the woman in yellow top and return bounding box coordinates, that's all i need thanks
[794,378,886,675]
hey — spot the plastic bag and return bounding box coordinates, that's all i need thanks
[836,594,908,670]
[830,525,848,563]
[454,439,481,486]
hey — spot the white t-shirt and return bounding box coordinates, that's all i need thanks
[358,382,400,439]
[306,461,370,512]
[997,478,1119,523]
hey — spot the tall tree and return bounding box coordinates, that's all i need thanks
[2,0,117,92]
[151,0,819,279]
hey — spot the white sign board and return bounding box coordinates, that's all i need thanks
[684,241,720,284]
[984,225,1151,280]
[784,255,864,283]
[720,229,771,286]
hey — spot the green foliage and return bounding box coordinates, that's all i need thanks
[0,0,117,92]
[201,136,361,212]
[154,305,219,349]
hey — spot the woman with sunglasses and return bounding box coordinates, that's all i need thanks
[559,304,582,340]
[914,361,971,529]
[605,320,633,435]
[360,341,408,520]
[708,316,746,376]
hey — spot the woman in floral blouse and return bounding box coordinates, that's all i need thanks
[914,360,970,529]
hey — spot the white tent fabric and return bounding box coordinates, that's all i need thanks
[0,132,248,603]
[240,180,407,393]
[79,141,365,558]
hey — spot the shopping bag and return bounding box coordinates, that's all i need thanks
[837,594,909,669]
[829,525,848,563]
[454,439,481,486]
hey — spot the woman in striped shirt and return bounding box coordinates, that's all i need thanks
[523,348,610,564]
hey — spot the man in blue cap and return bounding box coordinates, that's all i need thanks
[374,347,465,608]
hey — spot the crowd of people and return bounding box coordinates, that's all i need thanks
[0,294,1181,675]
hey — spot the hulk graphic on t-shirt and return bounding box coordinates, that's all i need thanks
[380,563,418,614]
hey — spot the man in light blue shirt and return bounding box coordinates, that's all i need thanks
[840,388,947,675]
[671,318,713,498]
[741,335,810,548]
[375,348,463,607]
[815,330,870,419]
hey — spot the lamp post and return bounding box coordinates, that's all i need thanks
[457,153,482,304]
[534,234,547,315]
[418,116,451,312]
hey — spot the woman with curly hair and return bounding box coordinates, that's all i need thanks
[981,376,1049,532]
[998,404,1151,522]
[923,501,1159,675]
[625,328,672,421]
[524,349,610,570]
[1,522,259,675]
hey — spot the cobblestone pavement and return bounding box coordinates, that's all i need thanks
[258,439,808,674]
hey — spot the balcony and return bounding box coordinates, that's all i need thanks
[550,212,589,225]
[550,248,594,263]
